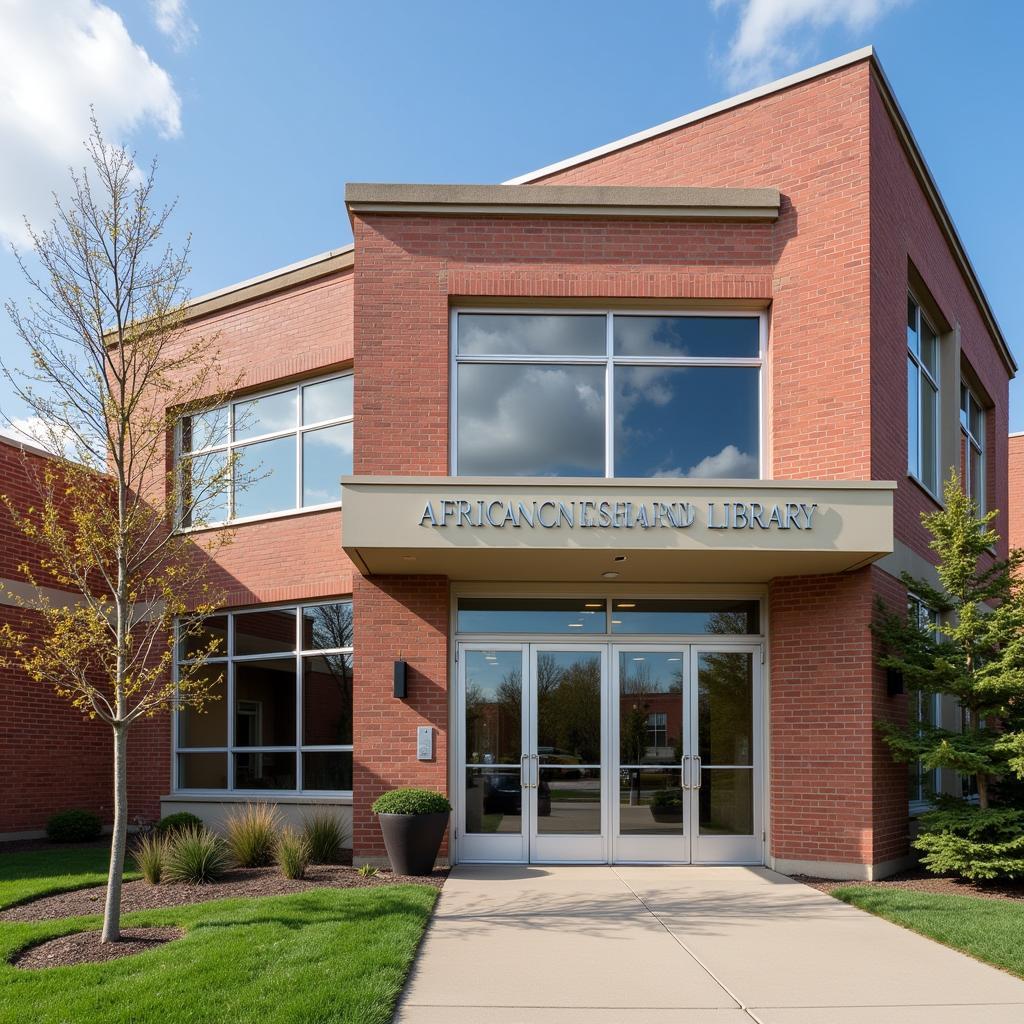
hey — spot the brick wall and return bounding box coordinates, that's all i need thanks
[0,439,166,834]
[1010,435,1024,552]
[531,59,874,484]
[768,567,906,869]
[351,574,449,861]
[868,74,1011,564]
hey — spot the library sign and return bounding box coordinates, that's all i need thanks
[418,497,818,532]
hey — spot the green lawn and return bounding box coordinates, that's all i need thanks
[0,849,438,1024]
[0,845,139,910]
[833,886,1024,979]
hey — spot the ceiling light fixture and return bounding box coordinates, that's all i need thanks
[617,602,636,609]
[602,571,620,579]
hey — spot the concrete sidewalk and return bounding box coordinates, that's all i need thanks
[394,864,1024,1023]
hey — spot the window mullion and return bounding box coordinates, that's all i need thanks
[605,313,614,478]
[227,613,236,791]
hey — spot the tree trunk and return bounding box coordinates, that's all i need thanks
[978,772,989,810]
[101,723,128,943]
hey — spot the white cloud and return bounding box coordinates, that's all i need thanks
[714,0,905,90]
[0,0,182,245]
[686,444,759,478]
[151,0,197,52]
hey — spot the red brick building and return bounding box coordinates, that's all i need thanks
[3,48,1014,878]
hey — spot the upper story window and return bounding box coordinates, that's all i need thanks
[907,294,939,496]
[178,372,353,527]
[960,383,985,514]
[452,311,763,478]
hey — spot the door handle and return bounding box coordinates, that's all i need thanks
[681,754,690,790]
[531,753,540,789]
[520,754,529,789]
[693,754,702,790]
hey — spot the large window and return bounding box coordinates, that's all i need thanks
[961,383,985,514]
[453,311,762,478]
[175,601,353,793]
[907,594,939,809]
[907,295,939,496]
[178,372,353,527]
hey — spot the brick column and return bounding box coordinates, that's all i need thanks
[352,573,450,863]
[768,566,909,877]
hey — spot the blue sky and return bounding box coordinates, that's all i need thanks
[2,0,1023,432]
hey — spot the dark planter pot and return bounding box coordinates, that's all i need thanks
[378,811,449,875]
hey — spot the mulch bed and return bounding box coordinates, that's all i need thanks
[795,869,1024,902]
[2,864,448,923]
[11,927,184,969]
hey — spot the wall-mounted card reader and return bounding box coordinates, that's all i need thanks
[417,726,433,761]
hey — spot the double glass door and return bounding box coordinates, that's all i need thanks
[457,641,761,864]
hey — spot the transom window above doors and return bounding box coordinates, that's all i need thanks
[176,372,353,528]
[456,597,761,635]
[452,311,763,479]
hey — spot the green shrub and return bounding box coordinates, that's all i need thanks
[650,789,683,811]
[46,809,103,843]
[372,788,451,816]
[302,812,348,864]
[357,863,378,878]
[915,803,1024,881]
[163,826,230,883]
[133,833,167,885]
[276,828,310,880]
[224,802,281,867]
[155,811,203,836]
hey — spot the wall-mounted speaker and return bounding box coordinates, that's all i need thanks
[393,660,408,699]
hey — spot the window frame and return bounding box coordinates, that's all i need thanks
[449,308,766,478]
[173,600,354,797]
[907,593,940,813]
[906,293,940,499]
[175,370,354,530]
[645,711,668,750]
[960,382,986,516]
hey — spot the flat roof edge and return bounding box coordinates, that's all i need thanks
[341,475,898,491]
[182,244,354,322]
[345,182,780,217]
[502,47,875,186]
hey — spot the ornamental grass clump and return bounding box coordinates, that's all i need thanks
[276,828,311,880]
[302,812,348,864]
[224,803,281,867]
[371,788,452,815]
[163,826,230,884]
[133,832,168,885]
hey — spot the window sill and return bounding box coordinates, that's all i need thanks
[164,791,353,804]
[177,501,343,535]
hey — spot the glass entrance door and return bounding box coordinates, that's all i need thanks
[457,643,608,863]
[612,644,762,864]
[530,645,608,863]
[456,640,760,864]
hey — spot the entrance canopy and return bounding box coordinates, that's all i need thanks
[340,477,894,582]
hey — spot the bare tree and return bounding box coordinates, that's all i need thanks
[0,119,239,943]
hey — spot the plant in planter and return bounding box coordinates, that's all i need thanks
[371,788,451,875]
[649,788,683,823]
